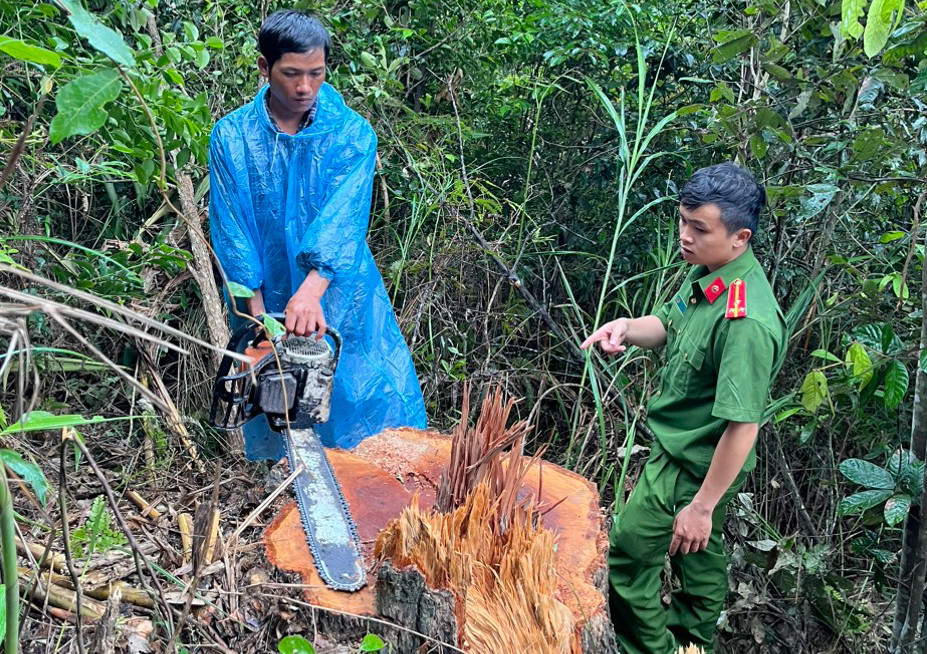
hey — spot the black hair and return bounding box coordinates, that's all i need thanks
[679,163,766,236]
[258,10,331,70]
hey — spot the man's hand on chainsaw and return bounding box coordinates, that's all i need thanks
[285,270,331,340]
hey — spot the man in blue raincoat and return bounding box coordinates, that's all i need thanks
[208,9,427,449]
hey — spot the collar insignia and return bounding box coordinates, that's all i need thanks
[704,276,727,304]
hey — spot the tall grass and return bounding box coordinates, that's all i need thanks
[563,21,680,500]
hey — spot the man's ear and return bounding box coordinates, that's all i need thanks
[257,55,269,78]
[734,227,753,248]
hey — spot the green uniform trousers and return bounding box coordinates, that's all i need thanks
[608,444,745,654]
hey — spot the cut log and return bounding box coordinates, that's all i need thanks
[264,427,615,653]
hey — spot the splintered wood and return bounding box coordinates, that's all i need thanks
[264,410,613,652]
[375,385,573,654]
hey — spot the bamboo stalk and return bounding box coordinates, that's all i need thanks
[18,568,156,609]
[203,509,220,565]
[126,490,162,520]
[19,573,105,621]
[178,512,193,563]
[16,537,67,573]
[0,459,20,654]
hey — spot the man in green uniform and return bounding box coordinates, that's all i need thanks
[581,163,787,653]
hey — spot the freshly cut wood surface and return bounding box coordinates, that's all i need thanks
[264,427,611,651]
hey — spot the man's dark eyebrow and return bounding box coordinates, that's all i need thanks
[679,212,708,228]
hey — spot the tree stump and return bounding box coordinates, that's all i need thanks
[265,428,616,653]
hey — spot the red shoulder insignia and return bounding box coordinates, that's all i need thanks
[726,279,747,319]
[704,276,727,304]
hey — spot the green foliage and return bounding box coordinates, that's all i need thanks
[48,69,123,144]
[840,458,895,489]
[0,411,105,435]
[864,0,906,57]
[0,584,5,642]
[0,0,924,647]
[882,360,909,410]
[262,314,286,339]
[70,495,127,559]
[0,449,48,506]
[800,371,829,413]
[58,0,136,68]
[227,282,254,299]
[277,635,316,654]
[842,0,868,38]
[712,29,757,63]
[845,342,874,389]
[838,452,922,527]
[359,634,386,651]
[0,35,61,67]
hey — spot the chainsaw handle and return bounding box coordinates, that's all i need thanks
[262,312,343,374]
[218,312,342,371]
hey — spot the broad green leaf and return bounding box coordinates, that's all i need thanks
[811,349,842,363]
[709,82,735,103]
[883,360,909,409]
[48,69,122,144]
[788,89,813,120]
[864,0,905,57]
[902,458,924,497]
[359,634,386,652]
[227,282,254,298]
[845,342,874,389]
[798,184,840,221]
[749,134,768,160]
[839,458,895,490]
[842,0,868,38]
[59,0,136,68]
[774,407,802,423]
[919,349,927,373]
[800,370,829,412]
[205,36,224,49]
[712,30,757,63]
[262,314,286,338]
[880,230,906,243]
[887,449,915,478]
[0,449,49,506]
[359,51,378,69]
[838,489,893,515]
[0,36,61,67]
[762,62,792,81]
[277,635,316,654]
[1,410,104,435]
[884,494,912,526]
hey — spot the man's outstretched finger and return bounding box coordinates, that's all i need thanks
[581,330,605,349]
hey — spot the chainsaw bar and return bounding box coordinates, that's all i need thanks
[285,426,366,591]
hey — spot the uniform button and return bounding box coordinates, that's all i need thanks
[668,320,673,327]
[690,297,696,304]
[711,285,719,293]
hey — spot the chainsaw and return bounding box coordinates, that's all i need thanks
[209,313,366,591]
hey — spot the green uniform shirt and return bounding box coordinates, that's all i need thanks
[648,246,787,478]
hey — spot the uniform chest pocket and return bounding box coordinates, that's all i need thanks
[668,332,711,398]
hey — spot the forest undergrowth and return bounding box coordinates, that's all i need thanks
[1,0,927,651]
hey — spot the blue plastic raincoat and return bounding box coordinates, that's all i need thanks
[208,83,427,449]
